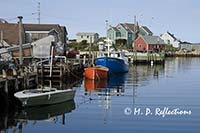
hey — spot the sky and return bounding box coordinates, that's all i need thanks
[0,0,200,42]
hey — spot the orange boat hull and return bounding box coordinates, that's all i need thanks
[84,66,109,80]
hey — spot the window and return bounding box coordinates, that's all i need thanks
[87,36,89,38]
[167,40,170,44]
[81,36,83,38]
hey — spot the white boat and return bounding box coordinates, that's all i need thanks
[14,87,75,106]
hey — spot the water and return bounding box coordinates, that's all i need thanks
[1,57,200,133]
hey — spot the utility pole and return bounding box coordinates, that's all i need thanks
[38,2,41,24]
[18,16,24,76]
[18,16,23,66]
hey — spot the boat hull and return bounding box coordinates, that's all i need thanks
[14,89,75,107]
[84,66,109,80]
[95,57,128,73]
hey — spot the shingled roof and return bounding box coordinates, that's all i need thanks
[117,23,152,34]
[143,35,165,45]
[119,23,135,32]
[0,22,66,45]
[23,23,61,32]
[166,31,177,41]
[141,26,153,35]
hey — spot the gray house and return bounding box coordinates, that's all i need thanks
[76,32,99,43]
[179,42,192,52]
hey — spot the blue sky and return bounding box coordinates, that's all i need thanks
[1,0,200,42]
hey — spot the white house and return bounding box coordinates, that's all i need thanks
[160,32,180,48]
[76,32,99,43]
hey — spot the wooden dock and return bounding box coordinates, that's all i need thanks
[37,62,84,80]
[131,52,165,64]
[0,68,38,95]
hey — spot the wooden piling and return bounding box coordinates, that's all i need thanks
[2,70,8,94]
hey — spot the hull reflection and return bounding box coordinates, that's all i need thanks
[17,100,75,121]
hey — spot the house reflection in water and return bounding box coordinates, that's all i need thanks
[130,64,165,88]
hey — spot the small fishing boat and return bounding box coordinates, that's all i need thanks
[84,66,109,80]
[95,38,129,74]
[95,51,129,73]
[14,87,75,107]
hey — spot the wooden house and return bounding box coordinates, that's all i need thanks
[133,35,165,52]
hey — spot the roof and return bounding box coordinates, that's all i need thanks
[166,31,177,41]
[0,22,67,45]
[108,26,120,32]
[179,41,192,44]
[141,26,153,35]
[76,32,99,36]
[118,23,135,33]
[117,23,152,34]
[143,35,165,45]
[23,23,60,32]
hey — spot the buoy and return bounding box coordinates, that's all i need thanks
[151,61,154,66]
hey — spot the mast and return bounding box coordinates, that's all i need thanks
[105,20,109,56]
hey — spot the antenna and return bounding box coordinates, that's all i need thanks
[38,2,40,24]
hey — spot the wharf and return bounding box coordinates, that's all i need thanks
[36,60,84,80]
[0,68,38,95]
[131,52,165,64]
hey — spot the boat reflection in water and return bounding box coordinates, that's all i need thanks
[84,72,127,95]
[84,79,107,91]
[83,73,128,124]
[17,100,75,121]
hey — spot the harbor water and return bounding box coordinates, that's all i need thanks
[1,57,200,133]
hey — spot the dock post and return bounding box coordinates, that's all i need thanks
[91,53,94,66]
[62,114,65,125]
[13,68,19,91]
[33,63,39,84]
[23,69,27,89]
[2,69,8,94]
[18,122,23,133]
[83,55,86,65]
[60,65,63,80]
[41,63,44,79]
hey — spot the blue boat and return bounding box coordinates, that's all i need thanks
[95,49,129,73]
